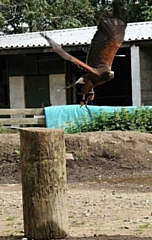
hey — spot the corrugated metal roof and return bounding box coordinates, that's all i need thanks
[0,21,152,50]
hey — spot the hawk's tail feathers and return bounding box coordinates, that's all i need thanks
[57,77,85,92]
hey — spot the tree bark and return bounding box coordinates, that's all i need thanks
[20,128,69,239]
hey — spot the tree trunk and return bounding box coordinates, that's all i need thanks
[20,128,69,239]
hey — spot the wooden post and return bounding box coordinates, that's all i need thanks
[20,128,69,239]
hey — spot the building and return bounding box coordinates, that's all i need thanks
[0,21,152,109]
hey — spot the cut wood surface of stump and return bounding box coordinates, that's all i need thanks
[20,128,69,239]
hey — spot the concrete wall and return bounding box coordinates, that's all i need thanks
[9,74,66,108]
[140,47,152,105]
[131,45,141,106]
[9,76,25,108]
[49,74,66,105]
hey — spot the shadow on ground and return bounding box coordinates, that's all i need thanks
[0,235,152,240]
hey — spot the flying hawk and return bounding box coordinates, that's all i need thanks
[40,1,127,105]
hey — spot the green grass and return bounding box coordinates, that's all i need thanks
[14,229,23,234]
[77,220,87,225]
[135,223,150,234]
[0,125,19,134]
[5,230,11,233]
[6,216,16,221]
[74,152,82,160]
[88,165,94,169]
[16,222,22,226]
[6,222,14,226]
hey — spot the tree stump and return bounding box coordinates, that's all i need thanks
[20,128,69,239]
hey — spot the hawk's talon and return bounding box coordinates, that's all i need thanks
[80,101,85,107]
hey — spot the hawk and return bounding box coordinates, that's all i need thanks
[40,1,127,106]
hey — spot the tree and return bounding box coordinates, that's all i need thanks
[0,0,25,33]
[126,0,152,22]
[0,0,95,34]
[0,0,151,34]
[141,1,152,21]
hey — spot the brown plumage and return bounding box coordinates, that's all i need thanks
[40,1,127,105]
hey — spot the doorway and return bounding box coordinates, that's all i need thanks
[25,75,50,108]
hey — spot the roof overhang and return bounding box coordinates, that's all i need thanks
[0,21,152,55]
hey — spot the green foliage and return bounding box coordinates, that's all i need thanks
[127,1,152,22]
[0,0,152,34]
[141,2,152,21]
[65,107,152,134]
[0,0,95,33]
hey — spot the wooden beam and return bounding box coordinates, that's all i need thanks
[0,118,45,125]
[0,108,44,115]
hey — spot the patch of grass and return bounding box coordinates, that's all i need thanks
[13,149,20,155]
[5,230,11,233]
[135,223,150,234]
[119,226,124,229]
[6,222,14,226]
[74,152,82,160]
[0,125,19,134]
[88,165,94,169]
[14,230,23,234]
[6,216,16,221]
[16,222,22,225]
[77,220,87,225]
[68,215,74,218]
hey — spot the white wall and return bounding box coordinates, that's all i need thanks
[49,74,66,105]
[9,76,25,108]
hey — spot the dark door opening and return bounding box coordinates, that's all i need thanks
[70,47,132,106]
[25,75,50,108]
[0,56,9,108]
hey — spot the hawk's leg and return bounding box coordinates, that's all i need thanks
[80,89,95,109]
[85,89,95,105]
[85,90,95,119]
[80,93,86,107]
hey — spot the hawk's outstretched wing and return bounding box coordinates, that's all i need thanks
[40,33,98,75]
[87,2,127,69]
[41,2,126,75]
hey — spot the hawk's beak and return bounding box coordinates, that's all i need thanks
[110,71,114,77]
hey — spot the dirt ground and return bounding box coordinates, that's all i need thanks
[1,130,152,240]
